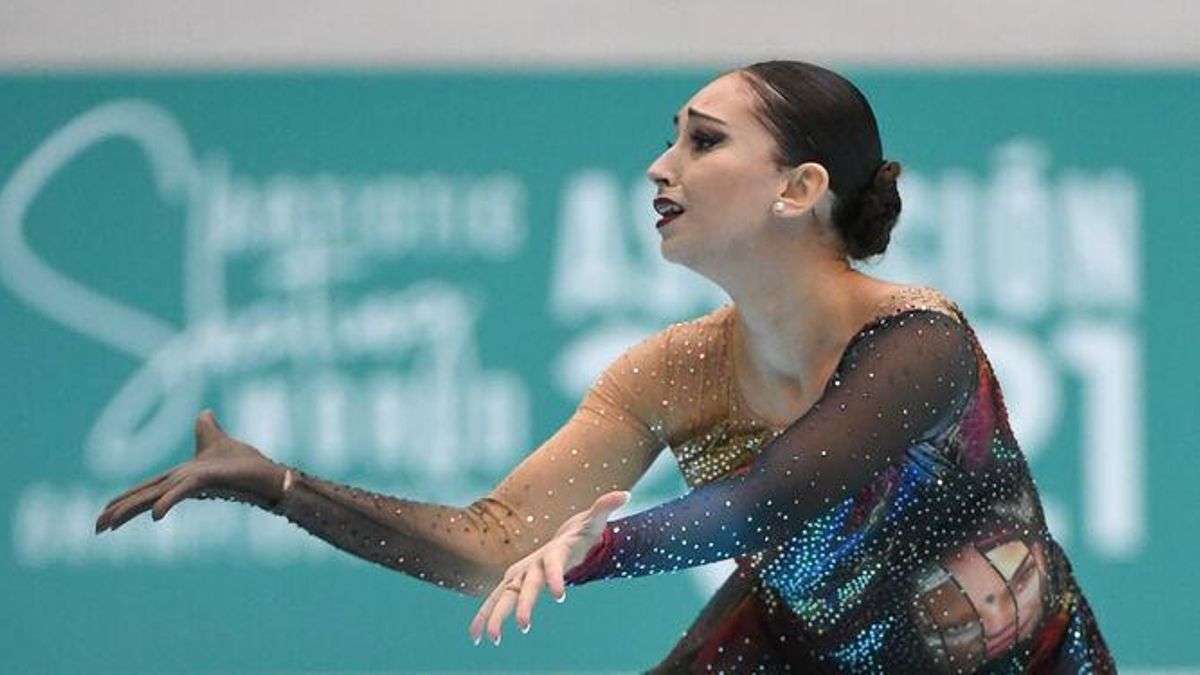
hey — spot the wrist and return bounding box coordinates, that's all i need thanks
[564,526,615,586]
[265,462,295,511]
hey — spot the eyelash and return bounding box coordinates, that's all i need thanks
[664,131,722,152]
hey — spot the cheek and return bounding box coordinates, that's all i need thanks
[692,167,770,224]
[672,154,778,255]
[714,180,776,246]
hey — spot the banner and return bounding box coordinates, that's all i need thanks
[1,70,1195,672]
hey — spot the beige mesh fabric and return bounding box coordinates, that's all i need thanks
[269,286,962,597]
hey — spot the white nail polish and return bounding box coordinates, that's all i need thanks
[521,623,531,634]
[492,634,501,646]
[555,591,567,603]
[473,635,481,646]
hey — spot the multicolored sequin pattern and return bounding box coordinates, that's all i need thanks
[633,287,1113,672]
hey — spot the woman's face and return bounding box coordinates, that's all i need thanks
[645,72,794,272]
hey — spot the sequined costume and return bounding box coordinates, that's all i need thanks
[269,286,1114,673]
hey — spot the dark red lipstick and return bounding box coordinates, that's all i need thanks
[654,197,685,228]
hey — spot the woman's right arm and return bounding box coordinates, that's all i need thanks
[268,331,671,597]
[96,327,673,599]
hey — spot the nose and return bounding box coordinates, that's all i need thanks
[646,148,675,187]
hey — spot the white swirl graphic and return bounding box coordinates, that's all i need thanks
[0,100,210,478]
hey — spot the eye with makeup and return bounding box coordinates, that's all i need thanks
[663,130,724,152]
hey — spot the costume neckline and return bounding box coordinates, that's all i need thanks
[722,286,962,433]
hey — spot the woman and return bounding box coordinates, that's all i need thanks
[94,61,1114,673]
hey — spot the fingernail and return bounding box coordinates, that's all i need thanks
[520,623,531,634]
[473,635,481,646]
[555,591,567,603]
[492,634,501,646]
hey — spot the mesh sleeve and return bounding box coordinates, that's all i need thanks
[564,309,977,585]
[268,329,670,597]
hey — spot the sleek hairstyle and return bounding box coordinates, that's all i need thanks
[737,60,902,260]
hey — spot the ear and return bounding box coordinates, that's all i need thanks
[774,162,830,217]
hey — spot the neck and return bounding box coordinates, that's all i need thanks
[719,244,877,392]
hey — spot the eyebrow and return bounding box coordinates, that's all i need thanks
[672,107,727,128]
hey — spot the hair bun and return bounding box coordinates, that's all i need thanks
[838,160,902,260]
[877,160,901,183]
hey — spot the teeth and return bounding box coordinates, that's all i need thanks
[655,201,684,215]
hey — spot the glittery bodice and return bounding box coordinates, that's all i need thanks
[673,421,778,488]
[563,286,1113,673]
[269,285,1112,673]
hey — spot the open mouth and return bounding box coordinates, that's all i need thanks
[654,197,685,228]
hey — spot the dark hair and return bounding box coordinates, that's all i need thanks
[737,60,902,260]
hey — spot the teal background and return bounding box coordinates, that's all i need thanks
[1,70,1197,673]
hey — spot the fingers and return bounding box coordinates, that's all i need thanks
[95,410,229,534]
[98,479,173,533]
[152,476,199,521]
[543,549,567,603]
[99,468,172,515]
[468,554,567,647]
[514,558,545,633]
[470,573,512,645]
[486,576,520,645]
[583,490,630,534]
[194,409,226,449]
[591,490,631,517]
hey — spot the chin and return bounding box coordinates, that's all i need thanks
[659,237,678,262]
[659,235,689,265]
[659,238,710,277]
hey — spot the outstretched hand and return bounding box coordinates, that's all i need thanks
[468,490,628,646]
[93,409,287,534]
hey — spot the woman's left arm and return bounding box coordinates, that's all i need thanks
[469,309,978,644]
[565,309,978,583]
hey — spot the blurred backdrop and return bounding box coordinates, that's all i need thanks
[2,2,1198,673]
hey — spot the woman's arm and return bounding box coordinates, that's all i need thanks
[267,329,672,598]
[563,309,978,585]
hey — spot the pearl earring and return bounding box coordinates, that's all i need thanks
[772,200,785,214]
